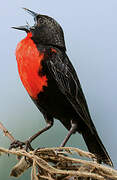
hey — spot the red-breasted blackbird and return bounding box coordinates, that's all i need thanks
[11,8,113,166]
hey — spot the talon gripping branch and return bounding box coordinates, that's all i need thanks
[12,8,113,166]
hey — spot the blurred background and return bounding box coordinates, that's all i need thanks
[0,0,117,179]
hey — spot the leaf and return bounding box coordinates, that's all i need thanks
[10,157,32,177]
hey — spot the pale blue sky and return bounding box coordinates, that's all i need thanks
[0,1,117,179]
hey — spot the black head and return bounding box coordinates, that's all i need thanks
[13,8,66,51]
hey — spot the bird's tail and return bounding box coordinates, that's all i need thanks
[82,125,113,166]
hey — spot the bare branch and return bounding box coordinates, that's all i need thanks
[0,147,117,180]
[0,122,116,180]
[0,122,15,142]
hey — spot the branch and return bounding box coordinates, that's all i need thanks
[0,121,117,180]
[0,147,117,180]
[0,122,15,142]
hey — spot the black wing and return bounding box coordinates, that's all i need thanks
[46,49,94,132]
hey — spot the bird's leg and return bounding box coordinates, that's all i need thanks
[26,120,53,150]
[9,119,53,151]
[60,120,77,147]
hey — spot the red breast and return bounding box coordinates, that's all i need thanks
[15,32,48,99]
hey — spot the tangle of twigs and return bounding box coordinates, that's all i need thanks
[0,121,117,180]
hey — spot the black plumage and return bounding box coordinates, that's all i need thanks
[11,8,113,167]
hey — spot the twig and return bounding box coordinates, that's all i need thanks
[0,121,117,180]
[0,147,117,180]
[0,121,15,142]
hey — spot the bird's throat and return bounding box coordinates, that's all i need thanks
[15,32,48,99]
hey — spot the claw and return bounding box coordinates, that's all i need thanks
[25,140,34,151]
[54,149,68,157]
[9,140,25,150]
[9,139,33,152]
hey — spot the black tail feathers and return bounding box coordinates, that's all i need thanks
[82,126,113,167]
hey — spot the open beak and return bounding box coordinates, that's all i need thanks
[22,8,38,22]
[12,25,30,32]
[23,8,38,18]
[12,8,38,32]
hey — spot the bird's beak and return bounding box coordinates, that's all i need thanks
[12,25,30,32]
[12,8,38,32]
[23,8,38,22]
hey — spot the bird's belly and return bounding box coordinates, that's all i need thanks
[33,78,77,120]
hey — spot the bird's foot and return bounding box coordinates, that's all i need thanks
[9,139,34,151]
[54,149,65,156]
[9,140,25,149]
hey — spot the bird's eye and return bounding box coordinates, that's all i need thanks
[39,18,44,24]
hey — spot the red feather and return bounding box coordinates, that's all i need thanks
[16,32,48,99]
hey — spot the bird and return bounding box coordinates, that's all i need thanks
[11,8,113,166]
